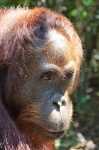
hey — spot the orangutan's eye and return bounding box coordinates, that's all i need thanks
[63,72,74,80]
[41,72,53,81]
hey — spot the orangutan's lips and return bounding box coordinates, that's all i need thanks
[44,129,64,138]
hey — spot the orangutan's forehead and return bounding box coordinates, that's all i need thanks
[47,29,68,49]
[45,29,71,59]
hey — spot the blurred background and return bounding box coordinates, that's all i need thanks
[0,0,98,149]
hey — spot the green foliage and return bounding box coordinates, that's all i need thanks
[73,92,91,115]
[55,127,78,149]
[82,0,95,6]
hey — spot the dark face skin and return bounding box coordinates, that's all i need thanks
[11,29,75,142]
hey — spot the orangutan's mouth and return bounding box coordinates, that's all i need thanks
[44,129,64,138]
